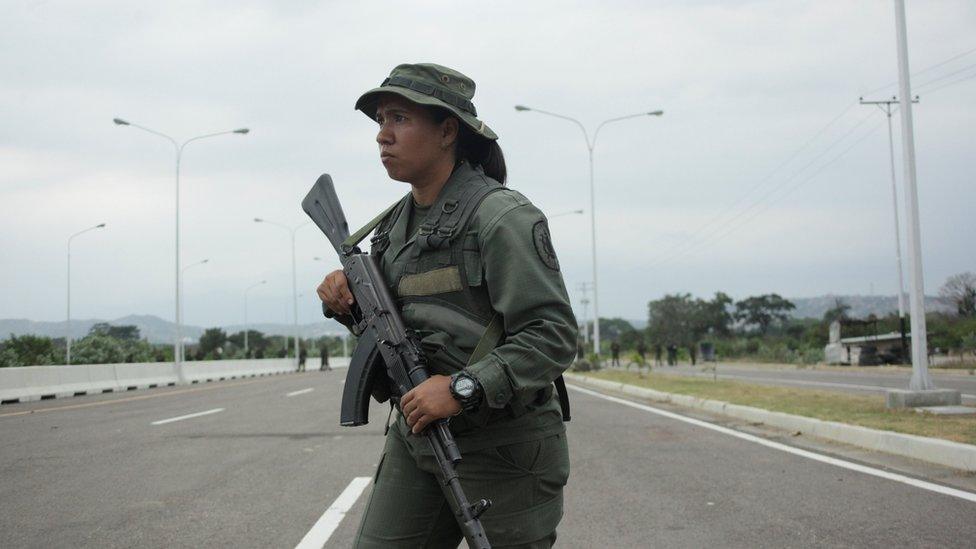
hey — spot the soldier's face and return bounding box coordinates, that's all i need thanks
[374,95,453,183]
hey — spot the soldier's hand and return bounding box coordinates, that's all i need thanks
[400,375,461,434]
[317,269,355,315]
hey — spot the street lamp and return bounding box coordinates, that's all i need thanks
[244,280,267,357]
[516,105,663,357]
[254,218,313,368]
[113,118,249,382]
[179,258,210,361]
[66,222,106,364]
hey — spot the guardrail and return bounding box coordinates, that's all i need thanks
[0,357,350,404]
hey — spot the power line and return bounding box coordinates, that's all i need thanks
[644,101,859,266]
[860,44,976,96]
[648,109,877,268]
[654,120,886,267]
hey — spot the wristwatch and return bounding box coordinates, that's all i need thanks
[449,371,483,413]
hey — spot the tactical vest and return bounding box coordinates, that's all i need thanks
[348,163,570,425]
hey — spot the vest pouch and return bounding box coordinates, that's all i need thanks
[419,331,470,376]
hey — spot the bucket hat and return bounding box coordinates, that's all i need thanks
[355,63,498,141]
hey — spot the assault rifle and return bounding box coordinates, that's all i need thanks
[302,174,492,549]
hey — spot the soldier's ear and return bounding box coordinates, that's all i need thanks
[440,117,459,150]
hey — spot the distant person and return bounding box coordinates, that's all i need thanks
[576,338,585,361]
[654,344,663,366]
[298,345,308,372]
[689,344,697,366]
[320,343,331,371]
[610,341,621,367]
[666,343,677,366]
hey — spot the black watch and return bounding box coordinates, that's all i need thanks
[449,372,482,413]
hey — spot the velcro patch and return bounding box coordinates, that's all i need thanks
[533,220,560,271]
[398,266,464,296]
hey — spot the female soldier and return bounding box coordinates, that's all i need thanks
[318,63,577,548]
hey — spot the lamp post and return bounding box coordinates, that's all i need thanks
[515,105,663,357]
[254,218,312,368]
[244,280,267,357]
[113,118,248,381]
[179,258,209,361]
[66,223,106,364]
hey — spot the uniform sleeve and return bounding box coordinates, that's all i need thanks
[465,200,578,409]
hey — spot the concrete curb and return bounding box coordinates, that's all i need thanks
[566,372,976,473]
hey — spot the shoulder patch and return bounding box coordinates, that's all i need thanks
[532,220,560,271]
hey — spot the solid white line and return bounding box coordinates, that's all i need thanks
[295,476,372,549]
[568,384,976,504]
[287,388,315,397]
[150,408,224,425]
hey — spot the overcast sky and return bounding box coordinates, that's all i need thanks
[1,0,974,329]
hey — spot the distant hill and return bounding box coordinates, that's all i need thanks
[0,315,349,344]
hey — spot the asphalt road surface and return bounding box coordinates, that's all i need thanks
[613,361,976,403]
[2,371,974,548]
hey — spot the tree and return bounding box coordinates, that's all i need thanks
[198,328,228,358]
[647,294,699,347]
[0,334,61,366]
[734,294,796,334]
[698,292,734,337]
[71,334,126,364]
[939,272,976,317]
[822,298,852,324]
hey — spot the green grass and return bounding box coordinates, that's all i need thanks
[585,369,976,446]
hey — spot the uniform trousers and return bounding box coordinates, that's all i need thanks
[354,422,569,548]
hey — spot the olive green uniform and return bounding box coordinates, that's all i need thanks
[339,161,576,547]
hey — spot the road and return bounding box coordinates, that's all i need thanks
[614,361,976,402]
[1,371,974,547]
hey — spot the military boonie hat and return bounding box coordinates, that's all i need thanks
[355,63,498,141]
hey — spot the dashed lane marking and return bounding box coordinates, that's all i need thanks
[151,408,225,426]
[287,388,315,397]
[295,476,372,549]
[0,379,264,419]
[569,384,976,504]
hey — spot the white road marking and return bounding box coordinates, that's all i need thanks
[150,408,224,426]
[287,388,315,397]
[569,384,976,504]
[295,476,372,549]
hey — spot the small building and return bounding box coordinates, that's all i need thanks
[824,321,907,366]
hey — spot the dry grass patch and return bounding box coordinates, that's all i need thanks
[587,369,976,446]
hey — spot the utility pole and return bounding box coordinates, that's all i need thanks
[577,282,593,345]
[859,95,917,363]
[884,0,959,408]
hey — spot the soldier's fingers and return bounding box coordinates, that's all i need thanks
[335,273,355,307]
[328,276,350,314]
[412,414,434,434]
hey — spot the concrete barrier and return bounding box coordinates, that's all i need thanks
[0,357,354,404]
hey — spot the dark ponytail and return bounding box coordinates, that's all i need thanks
[428,107,507,185]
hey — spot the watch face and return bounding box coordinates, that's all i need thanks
[454,376,476,398]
